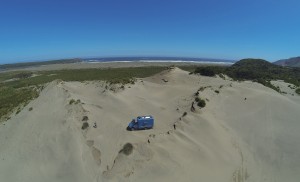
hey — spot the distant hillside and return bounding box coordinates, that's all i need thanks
[194,58,300,92]
[274,57,300,67]
[0,59,81,70]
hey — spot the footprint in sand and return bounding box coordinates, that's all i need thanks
[92,146,101,165]
[86,140,101,165]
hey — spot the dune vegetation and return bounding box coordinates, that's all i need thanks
[296,88,300,95]
[0,67,166,120]
[193,59,300,93]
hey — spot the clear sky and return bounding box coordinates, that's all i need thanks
[0,0,299,63]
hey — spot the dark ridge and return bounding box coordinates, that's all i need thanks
[274,57,300,67]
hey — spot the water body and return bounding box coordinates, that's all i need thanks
[82,57,235,65]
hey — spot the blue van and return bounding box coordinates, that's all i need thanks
[127,115,154,130]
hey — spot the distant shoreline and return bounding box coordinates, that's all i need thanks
[83,60,234,65]
[1,58,234,72]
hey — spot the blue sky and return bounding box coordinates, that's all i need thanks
[0,0,299,63]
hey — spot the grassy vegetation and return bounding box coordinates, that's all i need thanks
[193,59,300,92]
[0,86,39,120]
[0,59,81,70]
[0,67,166,88]
[0,67,166,120]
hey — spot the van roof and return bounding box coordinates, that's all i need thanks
[138,115,152,119]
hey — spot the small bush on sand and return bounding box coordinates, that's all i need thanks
[82,116,89,121]
[182,112,187,117]
[119,143,133,156]
[296,88,300,95]
[215,90,220,94]
[81,122,89,130]
[69,99,76,105]
[28,107,33,111]
[16,108,21,114]
[197,99,206,108]
[198,87,205,91]
[195,97,200,102]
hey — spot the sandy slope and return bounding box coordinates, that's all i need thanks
[0,68,299,182]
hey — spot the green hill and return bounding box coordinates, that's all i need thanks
[194,58,300,92]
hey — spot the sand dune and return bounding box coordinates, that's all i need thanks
[0,68,299,182]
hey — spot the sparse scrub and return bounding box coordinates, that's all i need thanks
[81,122,89,130]
[219,74,226,80]
[0,67,166,120]
[119,143,133,156]
[28,107,33,111]
[215,90,220,94]
[182,112,187,117]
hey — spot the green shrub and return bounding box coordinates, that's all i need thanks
[198,87,205,92]
[81,122,89,130]
[296,88,300,95]
[197,99,206,108]
[119,143,133,156]
[195,97,200,102]
[192,59,300,92]
[16,108,21,114]
[194,67,223,76]
[182,112,187,117]
[219,74,226,80]
[215,90,220,94]
[82,116,88,121]
[28,107,33,111]
[69,99,76,105]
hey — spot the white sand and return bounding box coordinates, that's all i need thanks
[0,68,299,182]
